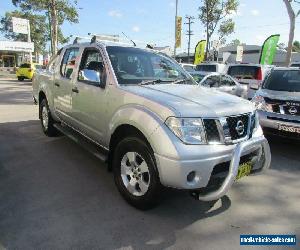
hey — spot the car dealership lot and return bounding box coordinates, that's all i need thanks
[0,78,299,250]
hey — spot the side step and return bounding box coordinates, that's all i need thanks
[54,123,108,162]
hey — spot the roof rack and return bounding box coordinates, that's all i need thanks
[90,34,120,43]
[72,36,90,44]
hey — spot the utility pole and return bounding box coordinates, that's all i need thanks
[184,15,195,63]
[173,0,178,59]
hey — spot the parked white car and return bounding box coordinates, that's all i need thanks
[190,72,247,98]
[227,63,273,100]
[195,62,227,73]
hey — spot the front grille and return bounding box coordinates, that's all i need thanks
[203,119,220,142]
[226,114,249,140]
[265,97,300,116]
[203,114,252,144]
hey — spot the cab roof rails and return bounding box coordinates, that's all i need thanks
[90,34,120,44]
[72,36,90,44]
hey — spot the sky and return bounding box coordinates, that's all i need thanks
[0,0,299,53]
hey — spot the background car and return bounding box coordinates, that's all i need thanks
[16,63,42,81]
[252,67,300,139]
[227,63,273,100]
[195,62,227,73]
[190,71,247,98]
[290,62,300,67]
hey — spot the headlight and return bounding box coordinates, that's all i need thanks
[251,111,260,132]
[251,95,272,112]
[165,117,207,144]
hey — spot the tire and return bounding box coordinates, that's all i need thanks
[113,136,162,210]
[17,77,24,81]
[39,98,57,136]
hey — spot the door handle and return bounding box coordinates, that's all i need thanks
[54,82,60,87]
[72,87,79,93]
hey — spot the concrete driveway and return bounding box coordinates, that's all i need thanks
[0,78,299,250]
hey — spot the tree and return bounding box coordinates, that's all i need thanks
[198,0,239,59]
[283,0,300,66]
[12,0,79,55]
[228,38,241,46]
[293,40,300,52]
[0,11,48,54]
[218,18,235,45]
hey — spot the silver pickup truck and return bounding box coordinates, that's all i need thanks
[252,67,300,139]
[32,37,271,209]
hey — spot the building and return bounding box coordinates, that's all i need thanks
[0,40,34,71]
[176,44,300,66]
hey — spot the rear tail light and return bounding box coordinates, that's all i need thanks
[256,68,262,80]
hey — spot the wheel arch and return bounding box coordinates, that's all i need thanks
[108,124,153,171]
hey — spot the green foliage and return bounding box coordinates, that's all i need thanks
[293,40,300,52]
[228,38,241,46]
[12,0,78,45]
[198,0,238,58]
[0,10,48,53]
[218,18,235,44]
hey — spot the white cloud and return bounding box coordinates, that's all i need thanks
[251,9,259,16]
[108,10,123,18]
[132,26,140,32]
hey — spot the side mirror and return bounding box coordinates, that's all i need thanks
[79,69,105,88]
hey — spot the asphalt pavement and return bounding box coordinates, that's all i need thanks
[0,78,299,250]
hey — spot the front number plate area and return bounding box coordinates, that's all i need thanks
[236,162,252,181]
[278,124,300,134]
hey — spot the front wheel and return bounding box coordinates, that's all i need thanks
[113,137,162,210]
[39,99,57,136]
[17,76,24,81]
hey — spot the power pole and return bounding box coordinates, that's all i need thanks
[173,0,179,59]
[185,15,195,63]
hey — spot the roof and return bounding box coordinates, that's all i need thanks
[273,67,300,71]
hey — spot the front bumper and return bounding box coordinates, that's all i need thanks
[259,110,300,129]
[155,134,271,201]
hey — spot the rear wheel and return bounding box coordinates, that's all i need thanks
[113,136,162,210]
[17,76,24,81]
[39,98,57,136]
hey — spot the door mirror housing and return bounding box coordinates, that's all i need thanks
[78,69,105,88]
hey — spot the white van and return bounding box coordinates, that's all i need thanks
[227,64,273,99]
[195,62,227,73]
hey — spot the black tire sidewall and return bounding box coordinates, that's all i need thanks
[40,99,56,136]
[113,137,161,210]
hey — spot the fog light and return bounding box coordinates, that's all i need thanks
[187,171,196,183]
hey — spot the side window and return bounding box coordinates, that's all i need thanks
[203,76,220,87]
[220,76,236,86]
[78,48,105,84]
[60,48,79,79]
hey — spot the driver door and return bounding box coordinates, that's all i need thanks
[71,47,108,145]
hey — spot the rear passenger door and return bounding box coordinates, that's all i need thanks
[54,47,79,122]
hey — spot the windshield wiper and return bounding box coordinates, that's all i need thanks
[139,79,173,85]
[172,78,195,85]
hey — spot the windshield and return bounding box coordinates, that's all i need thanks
[106,46,194,85]
[196,64,217,72]
[20,63,31,68]
[227,66,259,80]
[191,73,206,83]
[183,65,195,72]
[263,70,300,92]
